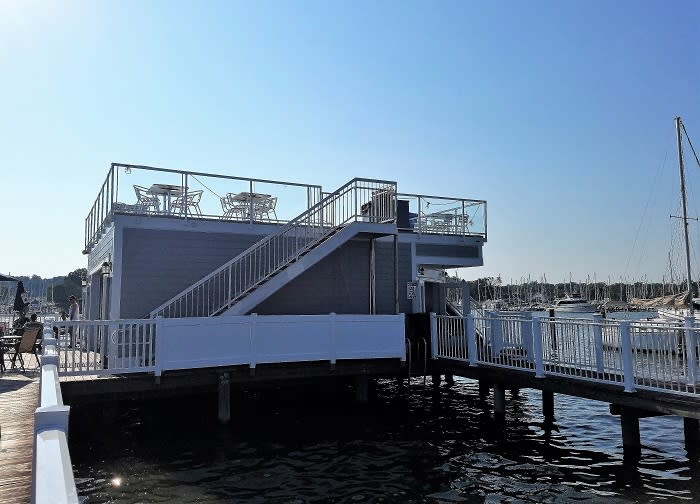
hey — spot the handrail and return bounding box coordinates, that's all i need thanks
[150,177,397,318]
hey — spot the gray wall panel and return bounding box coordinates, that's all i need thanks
[120,228,264,318]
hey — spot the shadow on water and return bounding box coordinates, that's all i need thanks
[69,378,700,503]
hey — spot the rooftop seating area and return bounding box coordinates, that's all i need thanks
[84,163,487,253]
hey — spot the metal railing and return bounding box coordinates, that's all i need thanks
[55,319,156,375]
[150,178,397,318]
[84,163,324,253]
[432,313,700,397]
[397,193,487,238]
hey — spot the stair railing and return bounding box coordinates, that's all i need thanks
[150,178,397,318]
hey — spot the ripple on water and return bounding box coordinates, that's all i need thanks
[69,379,699,503]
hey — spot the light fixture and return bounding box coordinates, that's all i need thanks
[101,261,112,275]
[81,280,87,287]
[124,166,132,174]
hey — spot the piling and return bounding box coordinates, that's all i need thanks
[620,410,641,459]
[218,372,231,423]
[478,380,489,401]
[684,417,700,449]
[542,391,554,421]
[355,375,369,403]
[494,384,506,419]
[431,373,442,390]
[445,374,455,387]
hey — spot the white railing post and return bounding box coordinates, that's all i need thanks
[466,313,477,366]
[249,313,258,369]
[592,313,605,374]
[487,310,503,358]
[532,317,544,378]
[521,312,533,363]
[154,316,164,376]
[329,312,336,366]
[430,312,438,358]
[619,321,635,392]
[684,316,697,385]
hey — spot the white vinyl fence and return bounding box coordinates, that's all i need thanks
[432,313,699,397]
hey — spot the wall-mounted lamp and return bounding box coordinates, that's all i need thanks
[81,280,87,287]
[101,261,112,275]
[124,166,132,174]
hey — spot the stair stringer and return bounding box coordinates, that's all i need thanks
[219,221,396,316]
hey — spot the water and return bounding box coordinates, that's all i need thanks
[70,377,700,503]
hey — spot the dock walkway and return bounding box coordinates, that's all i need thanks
[0,373,40,504]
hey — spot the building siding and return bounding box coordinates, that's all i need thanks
[119,228,264,318]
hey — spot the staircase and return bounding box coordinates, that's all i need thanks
[149,178,397,318]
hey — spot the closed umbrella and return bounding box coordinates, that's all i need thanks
[13,280,29,313]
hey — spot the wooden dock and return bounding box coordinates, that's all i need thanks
[0,372,40,504]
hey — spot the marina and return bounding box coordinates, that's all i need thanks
[2,4,699,502]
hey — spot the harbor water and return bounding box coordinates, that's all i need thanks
[69,311,700,503]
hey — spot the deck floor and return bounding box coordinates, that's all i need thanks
[0,369,40,504]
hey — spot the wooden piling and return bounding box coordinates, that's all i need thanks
[621,410,641,459]
[494,384,506,418]
[542,390,554,420]
[218,372,230,423]
[684,417,700,449]
[478,380,490,401]
[355,375,369,403]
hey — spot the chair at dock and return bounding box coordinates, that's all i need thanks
[133,185,161,214]
[4,326,41,372]
[220,194,248,220]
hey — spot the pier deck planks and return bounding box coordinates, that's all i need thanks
[0,371,40,504]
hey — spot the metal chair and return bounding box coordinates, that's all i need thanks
[133,185,161,213]
[172,190,203,215]
[220,194,248,220]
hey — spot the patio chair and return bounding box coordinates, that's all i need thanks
[172,190,203,215]
[6,326,41,372]
[259,196,278,221]
[133,185,161,213]
[220,194,248,220]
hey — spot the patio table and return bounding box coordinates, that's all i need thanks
[148,184,184,214]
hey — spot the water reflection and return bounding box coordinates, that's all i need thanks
[70,378,700,503]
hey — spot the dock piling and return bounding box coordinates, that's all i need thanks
[355,375,369,403]
[620,409,641,459]
[218,372,231,424]
[684,417,700,449]
[494,384,506,419]
[478,380,489,401]
[542,391,554,421]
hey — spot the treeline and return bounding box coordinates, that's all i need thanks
[0,268,87,311]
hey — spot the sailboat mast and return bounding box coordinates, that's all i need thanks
[676,116,694,316]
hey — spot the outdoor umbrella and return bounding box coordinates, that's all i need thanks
[13,280,29,313]
[0,273,17,282]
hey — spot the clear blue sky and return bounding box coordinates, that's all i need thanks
[1,0,698,284]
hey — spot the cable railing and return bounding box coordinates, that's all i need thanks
[83,163,324,253]
[150,178,397,318]
[432,313,700,397]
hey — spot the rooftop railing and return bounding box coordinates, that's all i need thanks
[84,163,323,253]
[397,193,486,238]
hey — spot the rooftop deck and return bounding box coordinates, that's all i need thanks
[83,163,487,253]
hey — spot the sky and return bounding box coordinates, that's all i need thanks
[0,0,699,284]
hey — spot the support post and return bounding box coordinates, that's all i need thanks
[494,384,506,419]
[393,234,399,315]
[431,372,442,390]
[467,314,477,366]
[592,313,605,374]
[218,372,231,424]
[478,380,489,401]
[684,417,700,449]
[621,409,641,459]
[684,316,696,385]
[369,239,376,314]
[619,321,635,392]
[542,390,554,421]
[355,374,369,403]
[532,317,544,378]
[430,312,438,359]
